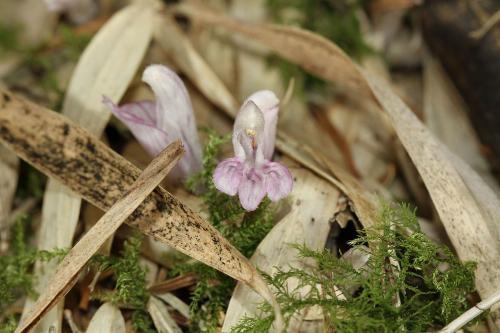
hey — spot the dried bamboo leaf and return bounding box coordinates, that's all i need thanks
[147,296,183,333]
[85,303,125,333]
[16,141,184,332]
[0,89,282,330]
[21,3,156,331]
[154,14,239,115]
[222,166,341,332]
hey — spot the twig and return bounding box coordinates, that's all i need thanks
[15,141,184,332]
[63,309,82,333]
[470,9,500,39]
[309,103,361,178]
[149,274,198,294]
[440,290,500,333]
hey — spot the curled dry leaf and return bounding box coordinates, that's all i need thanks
[0,89,282,331]
[16,141,184,332]
[85,303,125,333]
[21,3,156,331]
[222,166,341,332]
[177,3,500,310]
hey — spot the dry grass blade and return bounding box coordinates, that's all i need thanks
[85,303,125,333]
[21,3,156,330]
[0,89,283,330]
[16,141,184,332]
[154,14,239,115]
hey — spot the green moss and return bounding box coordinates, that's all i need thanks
[232,203,477,332]
[173,131,277,332]
[266,0,373,94]
[0,215,67,329]
[92,234,155,333]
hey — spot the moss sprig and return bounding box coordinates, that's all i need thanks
[92,234,155,333]
[232,203,476,332]
[0,215,67,331]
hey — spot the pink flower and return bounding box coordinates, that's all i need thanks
[103,65,202,181]
[213,91,293,211]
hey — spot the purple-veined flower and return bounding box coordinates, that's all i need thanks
[103,65,202,181]
[44,0,98,24]
[213,91,293,211]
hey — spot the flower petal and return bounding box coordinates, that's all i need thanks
[244,90,279,160]
[142,65,203,176]
[262,161,293,201]
[102,96,168,156]
[238,168,266,211]
[213,157,244,196]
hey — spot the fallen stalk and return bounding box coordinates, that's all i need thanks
[440,290,500,333]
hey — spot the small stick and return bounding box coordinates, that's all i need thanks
[63,309,82,333]
[15,141,184,333]
[440,290,500,333]
[470,9,500,39]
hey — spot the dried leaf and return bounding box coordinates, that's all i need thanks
[17,141,184,332]
[0,89,282,330]
[222,166,341,332]
[85,303,125,333]
[147,296,183,333]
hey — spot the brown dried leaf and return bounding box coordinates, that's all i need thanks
[0,89,282,331]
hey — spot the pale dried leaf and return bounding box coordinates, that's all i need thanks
[148,296,183,333]
[85,303,125,333]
